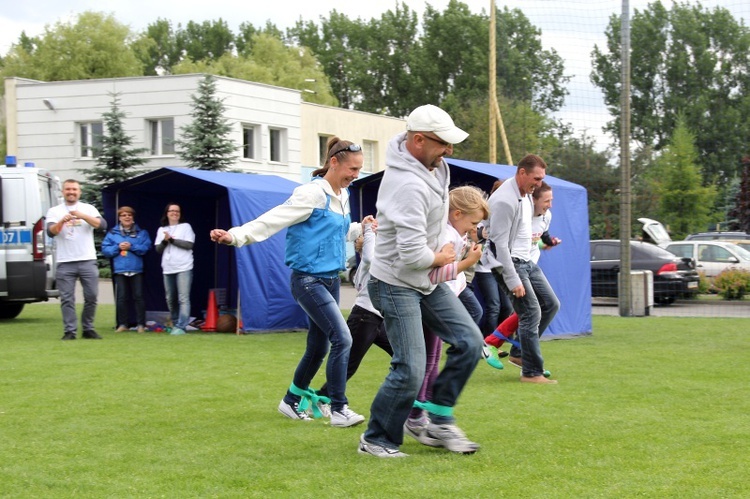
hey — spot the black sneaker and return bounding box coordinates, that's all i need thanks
[61,332,77,340]
[82,330,102,339]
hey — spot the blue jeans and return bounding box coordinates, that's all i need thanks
[475,271,513,336]
[284,271,352,412]
[365,278,483,450]
[494,260,560,377]
[164,270,192,330]
[57,260,98,334]
[458,286,483,326]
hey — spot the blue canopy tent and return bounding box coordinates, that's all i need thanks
[349,158,592,338]
[102,167,308,332]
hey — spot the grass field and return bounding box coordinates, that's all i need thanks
[1,304,748,498]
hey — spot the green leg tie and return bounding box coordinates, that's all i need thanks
[412,400,453,418]
[288,383,331,419]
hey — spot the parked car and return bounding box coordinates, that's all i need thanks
[639,218,750,251]
[685,232,750,252]
[590,240,700,305]
[663,241,750,278]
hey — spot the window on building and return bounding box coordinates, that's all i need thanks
[242,125,258,160]
[79,122,103,158]
[319,135,332,165]
[148,118,175,155]
[269,128,287,163]
[362,140,377,172]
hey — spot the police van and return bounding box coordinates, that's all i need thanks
[0,157,62,318]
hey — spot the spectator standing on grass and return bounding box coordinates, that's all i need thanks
[101,206,152,333]
[154,203,195,336]
[359,105,483,458]
[486,155,559,384]
[210,137,367,429]
[46,179,107,340]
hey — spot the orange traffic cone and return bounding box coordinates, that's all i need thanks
[202,289,218,332]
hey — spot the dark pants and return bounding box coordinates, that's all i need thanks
[114,273,145,327]
[319,305,392,397]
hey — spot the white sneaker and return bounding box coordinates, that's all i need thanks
[330,405,365,427]
[404,416,440,447]
[424,423,480,454]
[277,399,312,421]
[316,401,332,418]
[358,434,408,458]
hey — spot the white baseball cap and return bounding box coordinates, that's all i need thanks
[406,104,469,144]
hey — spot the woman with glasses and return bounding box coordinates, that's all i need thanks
[155,203,195,336]
[101,206,152,333]
[210,137,366,428]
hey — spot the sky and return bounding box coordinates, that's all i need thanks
[1,1,748,151]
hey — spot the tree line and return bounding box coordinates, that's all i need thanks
[1,0,749,237]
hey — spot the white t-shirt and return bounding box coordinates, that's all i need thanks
[154,223,195,274]
[530,210,552,264]
[444,223,468,297]
[46,202,101,263]
[510,195,533,262]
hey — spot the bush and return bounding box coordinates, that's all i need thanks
[713,268,750,300]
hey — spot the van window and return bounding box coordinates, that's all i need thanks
[37,177,53,214]
[2,178,27,224]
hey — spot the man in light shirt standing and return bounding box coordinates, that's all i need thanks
[46,179,107,340]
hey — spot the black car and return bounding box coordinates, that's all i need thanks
[590,240,700,305]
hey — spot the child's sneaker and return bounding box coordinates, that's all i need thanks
[481,343,504,370]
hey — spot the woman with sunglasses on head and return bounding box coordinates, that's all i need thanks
[155,203,195,336]
[210,137,367,428]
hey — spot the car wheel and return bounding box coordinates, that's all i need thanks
[654,296,675,306]
[348,267,357,286]
[0,303,25,319]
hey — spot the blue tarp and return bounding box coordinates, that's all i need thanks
[102,167,308,332]
[349,158,592,339]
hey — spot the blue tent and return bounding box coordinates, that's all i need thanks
[349,158,592,339]
[102,167,308,332]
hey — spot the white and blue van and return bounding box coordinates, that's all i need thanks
[0,157,62,318]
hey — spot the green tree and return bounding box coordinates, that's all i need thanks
[546,133,618,239]
[0,11,142,83]
[591,1,750,184]
[79,93,149,209]
[728,157,750,233]
[179,19,235,62]
[175,75,237,171]
[131,18,183,75]
[649,117,716,239]
[172,34,337,106]
[287,1,569,119]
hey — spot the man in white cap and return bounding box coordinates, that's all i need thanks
[357,105,484,458]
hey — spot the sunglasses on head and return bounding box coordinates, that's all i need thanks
[329,143,362,158]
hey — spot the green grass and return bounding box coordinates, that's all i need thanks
[1,305,749,498]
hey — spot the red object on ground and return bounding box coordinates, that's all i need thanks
[202,289,218,332]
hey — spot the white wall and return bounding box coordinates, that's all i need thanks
[6,75,303,182]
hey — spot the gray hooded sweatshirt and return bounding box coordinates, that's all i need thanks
[369,132,449,294]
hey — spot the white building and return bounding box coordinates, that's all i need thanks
[3,74,405,182]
